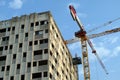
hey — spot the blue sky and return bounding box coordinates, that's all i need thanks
[0,0,120,80]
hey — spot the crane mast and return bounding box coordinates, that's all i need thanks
[69,5,90,80]
[81,36,90,80]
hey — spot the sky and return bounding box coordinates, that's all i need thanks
[0,0,120,80]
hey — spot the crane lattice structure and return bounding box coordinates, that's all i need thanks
[65,5,120,80]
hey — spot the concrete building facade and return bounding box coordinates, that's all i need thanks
[0,11,78,80]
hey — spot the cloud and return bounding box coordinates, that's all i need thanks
[77,12,88,18]
[0,0,6,6]
[79,67,83,75]
[111,37,119,44]
[9,0,23,9]
[103,36,119,44]
[95,47,110,58]
[68,42,80,51]
[111,46,120,57]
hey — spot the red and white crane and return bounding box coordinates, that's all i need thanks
[65,5,120,80]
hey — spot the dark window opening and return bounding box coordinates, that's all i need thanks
[2,36,9,41]
[23,52,27,57]
[6,36,9,40]
[39,60,48,66]
[44,49,48,54]
[43,72,48,77]
[10,76,14,80]
[50,51,52,56]
[49,73,52,79]
[35,30,43,35]
[56,33,59,38]
[27,62,31,68]
[31,23,34,27]
[66,75,68,80]
[13,54,16,59]
[52,43,54,48]
[8,27,11,31]
[34,41,38,45]
[16,34,19,39]
[45,29,48,33]
[29,41,32,46]
[56,52,58,56]
[5,46,8,50]
[6,65,10,71]
[0,56,6,61]
[21,24,24,29]
[52,64,54,69]
[55,58,57,64]
[17,64,20,69]
[34,50,42,55]
[12,26,15,31]
[19,43,22,48]
[10,45,13,49]
[39,39,48,44]
[52,25,54,30]
[33,62,37,67]
[63,46,65,49]
[0,78,3,80]
[67,68,68,72]
[57,71,59,76]
[0,28,6,33]
[40,20,48,25]
[35,21,39,26]
[2,37,6,41]
[39,40,43,44]
[44,39,48,43]
[62,70,64,74]
[25,33,28,37]
[1,66,5,71]
[0,47,3,51]
[21,75,25,80]
[32,72,42,79]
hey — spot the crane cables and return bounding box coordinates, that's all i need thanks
[87,17,120,33]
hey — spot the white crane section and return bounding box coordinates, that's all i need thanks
[64,27,120,44]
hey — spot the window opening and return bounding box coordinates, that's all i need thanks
[17,64,20,69]
[21,24,24,29]
[6,65,10,71]
[34,50,42,55]
[39,60,48,66]
[43,72,48,77]
[19,43,22,48]
[32,72,42,79]
[31,23,34,27]
[35,21,39,26]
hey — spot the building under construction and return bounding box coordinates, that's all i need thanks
[0,11,81,80]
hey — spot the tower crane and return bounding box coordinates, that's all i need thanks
[65,5,120,80]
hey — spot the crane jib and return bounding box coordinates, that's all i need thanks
[69,5,77,20]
